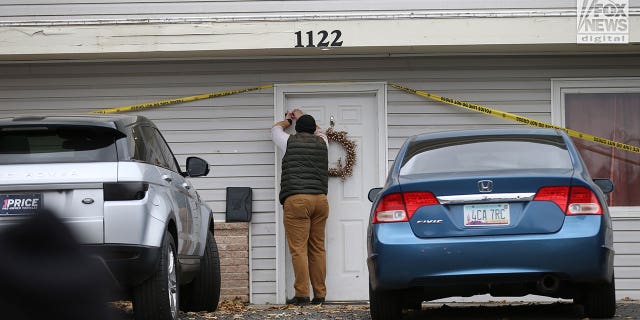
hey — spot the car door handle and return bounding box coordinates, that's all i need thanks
[162,175,172,182]
[182,182,191,190]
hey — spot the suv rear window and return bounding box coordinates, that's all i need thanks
[0,125,120,164]
[400,135,573,175]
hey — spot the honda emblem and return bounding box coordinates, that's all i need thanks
[478,180,493,193]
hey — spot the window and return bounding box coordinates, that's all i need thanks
[136,126,168,169]
[0,125,119,164]
[151,128,181,173]
[400,136,572,176]
[137,126,180,173]
[130,125,149,162]
[553,79,640,206]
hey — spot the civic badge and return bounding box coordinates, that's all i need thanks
[478,180,493,193]
[416,219,443,224]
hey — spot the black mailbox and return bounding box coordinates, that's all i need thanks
[226,187,252,222]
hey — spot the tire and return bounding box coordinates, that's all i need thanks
[133,231,179,320]
[180,230,222,312]
[369,283,402,320]
[582,275,616,319]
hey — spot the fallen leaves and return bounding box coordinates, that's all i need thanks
[199,301,372,320]
[110,300,133,314]
[218,297,250,313]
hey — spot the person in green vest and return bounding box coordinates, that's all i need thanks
[271,108,329,306]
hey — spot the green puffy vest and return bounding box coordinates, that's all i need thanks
[279,132,328,204]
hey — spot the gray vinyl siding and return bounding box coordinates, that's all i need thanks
[1,55,639,302]
[3,0,639,22]
[613,213,640,299]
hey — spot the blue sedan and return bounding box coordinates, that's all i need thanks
[367,128,615,319]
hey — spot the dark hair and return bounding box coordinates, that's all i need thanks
[295,114,316,134]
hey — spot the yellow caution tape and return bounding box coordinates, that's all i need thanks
[89,81,639,155]
[389,83,640,154]
[90,84,273,114]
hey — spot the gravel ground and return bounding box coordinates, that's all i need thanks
[110,299,640,320]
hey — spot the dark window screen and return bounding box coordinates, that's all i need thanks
[0,125,119,164]
[566,93,640,206]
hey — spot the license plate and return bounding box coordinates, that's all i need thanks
[464,203,510,227]
[0,194,42,215]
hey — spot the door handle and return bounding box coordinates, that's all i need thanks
[162,175,172,182]
[182,182,191,190]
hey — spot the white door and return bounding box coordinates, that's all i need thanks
[276,84,386,302]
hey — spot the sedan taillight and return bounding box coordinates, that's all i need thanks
[373,191,439,224]
[567,186,602,215]
[533,186,569,212]
[534,186,602,215]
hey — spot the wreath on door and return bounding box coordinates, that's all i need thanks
[326,128,357,180]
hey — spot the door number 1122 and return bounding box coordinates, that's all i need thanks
[295,30,344,48]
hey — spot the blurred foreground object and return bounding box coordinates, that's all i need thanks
[0,209,112,320]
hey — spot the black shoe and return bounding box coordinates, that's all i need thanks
[311,297,325,305]
[286,296,310,305]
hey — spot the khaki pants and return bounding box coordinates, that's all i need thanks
[283,193,330,298]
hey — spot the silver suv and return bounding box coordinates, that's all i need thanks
[0,114,220,320]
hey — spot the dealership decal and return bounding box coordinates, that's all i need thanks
[577,0,628,44]
[1,194,42,214]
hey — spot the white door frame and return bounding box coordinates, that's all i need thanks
[273,82,388,303]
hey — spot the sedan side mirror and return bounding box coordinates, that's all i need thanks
[186,156,210,177]
[368,188,383,202]
[593,178,614,194]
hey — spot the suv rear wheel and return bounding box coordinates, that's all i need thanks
[180,230,222,312]
[133,231,179,320]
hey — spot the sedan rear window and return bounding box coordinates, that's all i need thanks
[0,125,120,164]
[400,135,573,175]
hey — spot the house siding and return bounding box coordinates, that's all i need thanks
[0,1,595,22]
[1,55,639,302]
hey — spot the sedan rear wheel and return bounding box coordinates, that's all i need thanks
[582,274,616,319]
[369,283,402,320]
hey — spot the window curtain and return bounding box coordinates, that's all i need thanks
[565,93,640,206]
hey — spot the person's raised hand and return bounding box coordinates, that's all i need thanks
[292,108,304,119]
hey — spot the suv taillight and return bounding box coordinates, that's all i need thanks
[104,182,148,201]
[373,192,439,224]
[534,186,602,215]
